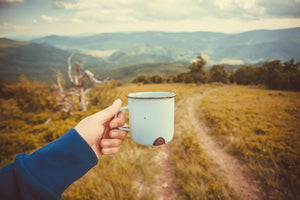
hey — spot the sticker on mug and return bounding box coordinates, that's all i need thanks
[153,137,166,146]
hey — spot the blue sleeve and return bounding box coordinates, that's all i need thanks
[0,128,98,200]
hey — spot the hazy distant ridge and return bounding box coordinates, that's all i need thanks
[1,27,299,83]
[0,38,111,83]
[31,27,300,64]
[0,38,188,83]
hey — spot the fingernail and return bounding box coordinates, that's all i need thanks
[102,141,110,146]
[111,132,118,137]
[102,149,110,154]
[113,99,121,105]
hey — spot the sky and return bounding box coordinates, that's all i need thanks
[0,0,300,38]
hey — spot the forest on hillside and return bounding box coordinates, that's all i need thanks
[133,56,300,91]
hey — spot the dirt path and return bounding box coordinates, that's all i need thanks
[135,142,180,200]
[188,93,264,200]
[146,100,183,200]
[152,143,180,200]
[135,102,182,200]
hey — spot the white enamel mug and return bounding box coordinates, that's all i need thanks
[117,92,176,146]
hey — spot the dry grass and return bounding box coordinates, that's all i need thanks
[62,138,157,200]
[5,82,296,199]
[63,83,238,199]
[63,83,198,199]
[196,84,300,200]
[172,86,239,199]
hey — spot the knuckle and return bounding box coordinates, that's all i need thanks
[113,139,122,146]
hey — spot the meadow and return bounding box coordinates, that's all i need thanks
[0,81,299,199]
[196,85,300,200]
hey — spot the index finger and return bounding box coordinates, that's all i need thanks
[110,110,126,128]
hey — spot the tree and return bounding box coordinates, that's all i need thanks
[132,75,150,84]
[151,75,163,83]
[282,59,299,73]
[188,56,208,84]
[279,59,300,90]
[56,55,109,113]
[233,65,255,85]
[258,60,283,89]
[253,59,300,91]
[209,65,229,83]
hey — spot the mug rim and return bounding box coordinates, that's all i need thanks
[126,92,176,99]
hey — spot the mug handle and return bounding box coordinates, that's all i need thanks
[114,106,130,131]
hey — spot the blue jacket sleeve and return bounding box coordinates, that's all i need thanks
[0,128,98,200]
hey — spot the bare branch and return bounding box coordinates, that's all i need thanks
[57,55,110,113]
[75,62,81,79]
[68,54,74,84]
[56,72,64,93]
[83,70,110,85]
[69,88,77,93]
[74,76,79,85]
[103,77,111,84]
[84,88,91,95]
[63,92,79,98]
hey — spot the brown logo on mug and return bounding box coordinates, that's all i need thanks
[153,137,165,146]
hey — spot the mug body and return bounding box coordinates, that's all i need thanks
[127,92,175,146]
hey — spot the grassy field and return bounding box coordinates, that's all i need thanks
[171,84,239,199]
[196,84,300,200]
[62,83,240,199]
[1,82,299,199]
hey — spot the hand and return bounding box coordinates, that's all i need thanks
[75,99,127,158]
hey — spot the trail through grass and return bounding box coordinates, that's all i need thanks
[196,85,300,200]
[63,83,240,199]
[188,90,263,200]
[172,84,239,199]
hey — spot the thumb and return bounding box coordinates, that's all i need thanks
[95,99,122,123]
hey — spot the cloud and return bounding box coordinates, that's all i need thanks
[219,58,244,65]
[0,0,24,2]
[51,0,75,9]
[50,0,205,21]
[0,0,24,8]
[209,0,265,19]
[0,22,25,30]
[47,0,300,26]
[41,15,60,23]
[71,18,83,24]
[199,53,244,65]
[258,0,300,18]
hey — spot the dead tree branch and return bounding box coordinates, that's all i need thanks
[56,55,110,113]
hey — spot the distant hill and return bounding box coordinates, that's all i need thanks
[0,38,188,83]
[0,38,111,83]
[31,28,300,65]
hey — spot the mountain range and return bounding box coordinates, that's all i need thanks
[1,27,299,83]
[32,27,300,65]
[0,38,188,83]
[0,38,115,83]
